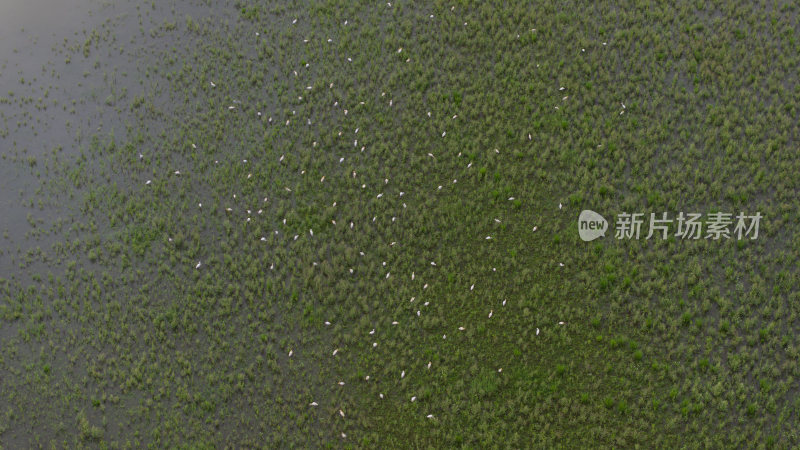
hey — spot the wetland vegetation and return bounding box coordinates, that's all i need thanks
[1,0,800,447]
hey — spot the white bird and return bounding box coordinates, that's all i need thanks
[386,272,390,279]
[508,197,515,201]
[536,328,540,335]
[369,329,375,335]
[488,310,493,318]
[195,261,202,269]
[411,396,416,402]
[325,321,331,326]
[174,170,181,175]
[392,321,399,325]
[332,349,338,356]
[431,261,436,266]
[309,229,314,236]
[288,350,293,357]
[558,321,565,325]
[532,226,538,232]
[309,402,318,406]
[145,180,151,185]
[427,361,432,369]
[411,272,415,280]
[486,236,492,240]
[338,381,345,385]
[502,299,507,306]
[470,284,474,290]
[379,393,384,399]
[373,342,377,347]
[443,334,446,339]
[210,81,216,87]
[559,202,562,209]
[559,262,565,267]
[341,433,346,439]
[401,370,405,378]
[441,131,446,137]
[339,410,345,417]
[458,326,465,331]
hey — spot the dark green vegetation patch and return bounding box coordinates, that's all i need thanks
[1,0,800,447]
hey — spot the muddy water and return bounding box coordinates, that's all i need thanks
[0,0,180,282]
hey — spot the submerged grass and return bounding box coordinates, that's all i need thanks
[0,0,800,447]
